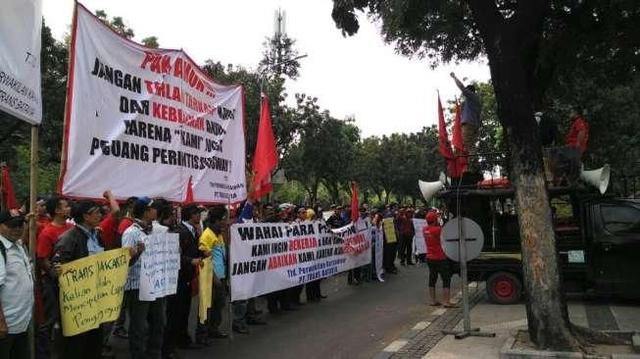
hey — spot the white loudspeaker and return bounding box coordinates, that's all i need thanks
[419,178,445,202]
[580,164,610,194]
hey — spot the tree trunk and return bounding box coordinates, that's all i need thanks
[467,1,580,350]
[489,41,579,353]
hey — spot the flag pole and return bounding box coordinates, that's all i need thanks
[28,125,39,359]
[226,197,234,340]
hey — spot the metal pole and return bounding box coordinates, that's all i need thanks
[457,215,471,332]
[28,125,38,359]
[226,198,234,340]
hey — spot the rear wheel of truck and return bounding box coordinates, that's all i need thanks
[487,272,522,304]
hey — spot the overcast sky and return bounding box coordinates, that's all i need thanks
[43,0,490,138]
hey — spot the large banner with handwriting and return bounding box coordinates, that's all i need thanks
[230,220,372,300]
[59,4,246,203]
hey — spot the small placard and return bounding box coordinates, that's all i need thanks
[567,250,585,263]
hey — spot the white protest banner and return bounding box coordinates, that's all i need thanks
[412,218,427,255]
[60,4,246,203]
[0,0,42,124]
[230,220,371,301]
[139,233,180,301]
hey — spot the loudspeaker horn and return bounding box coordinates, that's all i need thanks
[419,177,445,202]
[580,164,610,194]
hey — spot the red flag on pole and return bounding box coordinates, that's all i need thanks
[1,166,18,210]
[251,94,278,199]
[436,95,466,177]
[184,176,194,204]
[437,94,454,161]
[350,181,359,223]
[452,102,465,154]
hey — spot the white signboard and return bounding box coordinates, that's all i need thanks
[441,217,485,262]
[139,233,180,301]
[412,218,427,255]
[230,220,372,301]
[0,0,42,124]
[60,4,246,203]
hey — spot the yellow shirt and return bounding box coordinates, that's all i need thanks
[199,227,224,251]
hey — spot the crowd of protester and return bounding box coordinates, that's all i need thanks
[0,190,449,359]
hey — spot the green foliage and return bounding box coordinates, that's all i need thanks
[259,33,301,80]
[95,10,135,39]
[9,145,59,201]
[201,61,301,164]
[141,36,160,48]
[281,94,359,204]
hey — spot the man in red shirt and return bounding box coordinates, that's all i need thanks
[423,211,455,308]
[565,107,589,157]
[98,190,122,250]
[36,195,72,359]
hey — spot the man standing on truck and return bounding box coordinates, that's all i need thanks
[451,72,482,172]
[423,211,456,308]
[565,107,589,158]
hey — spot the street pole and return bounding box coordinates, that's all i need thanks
[442,172,494,340]
[28,125,38,359]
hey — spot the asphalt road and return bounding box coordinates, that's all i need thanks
[108,262,461,359]
[178,263,460,359]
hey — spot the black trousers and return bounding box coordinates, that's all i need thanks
[305,280,322,301]
[0,332,29,359]
[60,328,103,359]
[398,234,413,263]
[162,282,191,355]
[383,242,398,271]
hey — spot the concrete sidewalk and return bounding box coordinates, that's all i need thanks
[425,299,640,358]
[377,283,640,359]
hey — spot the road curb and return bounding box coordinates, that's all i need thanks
[373,282,485,359]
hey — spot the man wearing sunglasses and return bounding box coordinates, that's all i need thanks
[0,211,34,359]
[51,200,105,359]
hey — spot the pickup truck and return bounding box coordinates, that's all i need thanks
[438,187,640,304]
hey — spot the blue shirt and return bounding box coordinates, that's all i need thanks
[77,224,104,256]
[213,244,226,280]
[0,235,34,334]
[460,87,482,127]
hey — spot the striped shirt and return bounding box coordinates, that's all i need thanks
[122,222,148,291]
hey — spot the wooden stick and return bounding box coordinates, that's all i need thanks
[28,125,38,359]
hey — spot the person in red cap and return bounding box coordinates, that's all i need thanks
[423,211,455,307]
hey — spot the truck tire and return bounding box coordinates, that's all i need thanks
[486,272,522,304]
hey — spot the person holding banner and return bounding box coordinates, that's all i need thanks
[36,195,72,359]
[121,197,168,359]
[51,200,106,359]
[0,212,33,359]
[171,204,206,349]
[196,206,229,344]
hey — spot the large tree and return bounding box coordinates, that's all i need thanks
[331,0,639,351]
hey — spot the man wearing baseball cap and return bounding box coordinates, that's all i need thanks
[0,211,33,359]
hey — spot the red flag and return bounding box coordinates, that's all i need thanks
[1,166,18,210]
[452,102,465,154]
[350,181,359,223]
[251,94,278,199]
[184,176,194,204]
[437,95,454,161]
[436,95,466,177]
